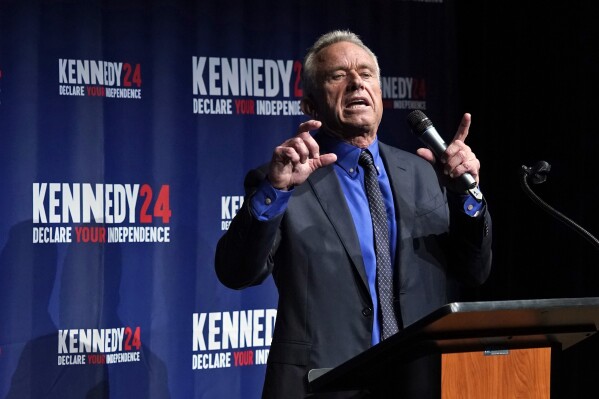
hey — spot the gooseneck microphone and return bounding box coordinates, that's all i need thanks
[521,161,599,251]
[406,110,483,202]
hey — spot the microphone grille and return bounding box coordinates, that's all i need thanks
[406,110,432,134]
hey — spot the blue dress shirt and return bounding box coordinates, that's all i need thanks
[250,134,483,346]
[318,135,396,345]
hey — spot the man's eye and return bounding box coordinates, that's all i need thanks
[331,74,346,81]
[361,72,373,79]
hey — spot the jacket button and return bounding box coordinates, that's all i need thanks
[362,307,373,317]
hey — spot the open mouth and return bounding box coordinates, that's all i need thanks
[345,97,370,109]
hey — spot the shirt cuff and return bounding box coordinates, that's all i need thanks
[448,187,484,217]
[250,179,293,221]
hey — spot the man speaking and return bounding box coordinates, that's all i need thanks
[215,30,492,398]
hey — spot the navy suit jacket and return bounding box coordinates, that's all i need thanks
[215,139,492,398]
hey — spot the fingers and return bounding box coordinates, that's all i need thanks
[313,152,337,168]
[297,119,322,134]
[451,113,471,143]
[268,120,332,190]
[443,114,480,183]
[279,120,321,164]
[444,140,480,182]
[416,148,435,163]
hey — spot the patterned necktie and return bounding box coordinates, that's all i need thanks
[358,150,399,340]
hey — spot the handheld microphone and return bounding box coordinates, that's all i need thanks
[406,110,482,202]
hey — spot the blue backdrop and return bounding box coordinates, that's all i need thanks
[0,1,462,397]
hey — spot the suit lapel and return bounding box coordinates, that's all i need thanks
[379,143,415,261]
[306,166,370,291]
[305,142,417,296]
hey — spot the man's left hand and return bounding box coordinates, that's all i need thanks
[416,113,480,191]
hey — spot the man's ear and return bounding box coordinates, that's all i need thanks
[300,97,318,119]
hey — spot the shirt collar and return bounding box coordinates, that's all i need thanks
[317,132,381,177]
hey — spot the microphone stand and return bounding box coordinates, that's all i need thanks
[520,161,599,251]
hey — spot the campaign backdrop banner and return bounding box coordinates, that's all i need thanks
[0,0,459,397]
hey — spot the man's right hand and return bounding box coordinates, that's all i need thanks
[268,120,337,191]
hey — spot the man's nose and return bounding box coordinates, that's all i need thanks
[347,71,365,90]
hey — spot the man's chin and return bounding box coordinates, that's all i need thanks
[342,118,379,134]
[323,123,377,140]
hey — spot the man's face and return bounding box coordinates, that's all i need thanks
[311,41,383,140]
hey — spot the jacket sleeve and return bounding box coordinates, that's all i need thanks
[214,167,283,289]
[447,194,493,286]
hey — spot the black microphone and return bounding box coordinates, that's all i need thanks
[407,110,483,202]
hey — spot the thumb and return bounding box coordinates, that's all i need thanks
[313,153,337,169]
[416,148,436,164]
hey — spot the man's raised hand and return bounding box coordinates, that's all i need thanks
[268,120,337,191]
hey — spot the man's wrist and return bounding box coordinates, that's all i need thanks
[250,179,293,221]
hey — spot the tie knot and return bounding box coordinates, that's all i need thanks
[358,150,374,167]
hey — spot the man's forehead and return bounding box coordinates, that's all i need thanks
[315,42,376,69]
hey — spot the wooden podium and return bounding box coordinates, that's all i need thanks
[308,297,599,398]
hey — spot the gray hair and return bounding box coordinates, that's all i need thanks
[302,30,381,99]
